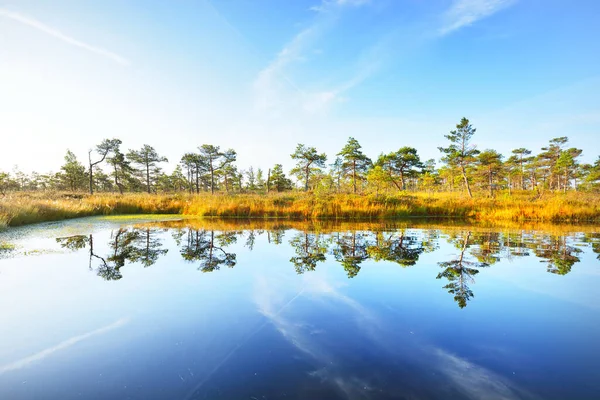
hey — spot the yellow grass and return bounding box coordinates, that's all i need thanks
[1,191,599,228]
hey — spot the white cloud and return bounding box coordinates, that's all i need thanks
[0,8,130,66]
[439,0,517,36]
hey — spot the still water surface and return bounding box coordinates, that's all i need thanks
[0,217,599,399]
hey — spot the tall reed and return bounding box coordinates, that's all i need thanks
[1,191,599,228]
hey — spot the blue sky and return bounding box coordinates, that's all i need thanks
[1,0,599,175]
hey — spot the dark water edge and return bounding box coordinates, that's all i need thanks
[0,217,599,399]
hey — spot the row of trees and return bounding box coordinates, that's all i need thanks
[2,118,599,195]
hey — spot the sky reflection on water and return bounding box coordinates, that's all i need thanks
[0,219,599,399]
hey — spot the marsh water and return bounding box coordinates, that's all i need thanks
[0,217,599,400]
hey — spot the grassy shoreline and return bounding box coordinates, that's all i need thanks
[1,191,599,228]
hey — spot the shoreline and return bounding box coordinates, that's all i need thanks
[1,191,600,229]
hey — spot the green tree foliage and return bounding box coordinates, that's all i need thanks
[584,157,600,190]
[88,139,121,194]
[169,165,188,192]
[93,169,113,192]
[504,155,520,194]
[476,149,504,197]
[180,152,206,193]
[377,147,423,191]
[290,144,327,191]
[198,145,236,194]
[337,137,371,193]
[60,150,87,192]
[0,171,10,194]
[511,148,532,190]
[366,165,388,195]
[329,157,344,192]
[107,147,135,194]
[538,137,568,190]
[221,164,241,192]
[256,168,266,191]
[127,144,168,193]
[269,164,293,192]
[245,166,257,191]
[419,159,439,192]
[438,118,480,198]
[556,148,582,192]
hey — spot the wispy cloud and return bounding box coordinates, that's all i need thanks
[432,347,540,400]
[253,25,316,113]
[439,0,517,36]
[302,61,380,113]
[0,8,130,66]
[254,0,373,115]
[0,317,129,374]
[253,272,380,398]
[310,0,371,13]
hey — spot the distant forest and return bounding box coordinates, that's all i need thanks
[2,118,599,196]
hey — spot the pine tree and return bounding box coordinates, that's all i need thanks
[269,164,293,192]
[377,147,423,191]
[88,139,121,194]
[290,144,327,191]
[127,144,168,193]
[438,118,480,198]
[198,145,236,194]
[60,150,87,192]
[337,137,371,193]
[476,149,503,197]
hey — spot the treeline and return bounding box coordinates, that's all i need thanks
[2,118,599,196]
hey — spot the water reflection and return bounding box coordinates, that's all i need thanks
[366,230,433,266]
[333,232,369,278]
[57,228,168,280]
[289,232,327,274]
[583,232,600,260]
[437,232,488,308]
[175,229,238,272]
[533,235,582,275]
[55,223,600,308]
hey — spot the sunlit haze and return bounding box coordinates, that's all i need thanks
[1,0,599,174]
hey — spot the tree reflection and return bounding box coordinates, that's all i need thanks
[469,232,502,265]
[54,223,599,309]
[501,231,531,259]
[245,230,264,251]
[56,234,89,251]
[533,235,583,275]
[333,232,369,278]
[366,230,426,267]
[179,229,237,272]
[56,228,167,280]
[266,226,286,245]
[289,232,328,274]
[437,232,489,308]
[137,228,169,267]
[583,233,600,260]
